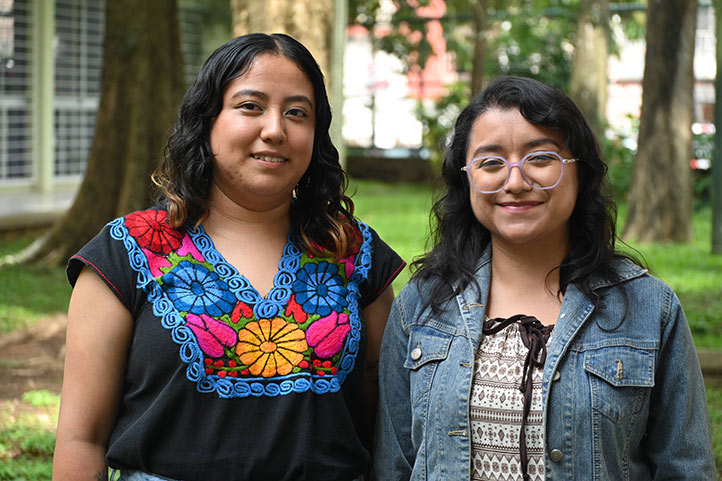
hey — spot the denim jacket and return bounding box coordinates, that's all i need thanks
[373,248,715,480]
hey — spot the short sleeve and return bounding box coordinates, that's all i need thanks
[358,225,406,308]
[66,221,140,313]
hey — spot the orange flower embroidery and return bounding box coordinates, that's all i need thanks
[236,318,308,377]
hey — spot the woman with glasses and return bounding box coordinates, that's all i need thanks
[373,76,714,480]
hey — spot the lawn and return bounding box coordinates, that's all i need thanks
[0,178,720,478]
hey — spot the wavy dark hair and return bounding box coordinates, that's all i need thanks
[153,33,355,257]
[413,76,641,313]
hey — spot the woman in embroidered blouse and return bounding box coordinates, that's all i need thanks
[373,76,715,480]
[53,33,405,481]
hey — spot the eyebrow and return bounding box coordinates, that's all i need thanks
[230,88,314,108]
[470,137,563,159]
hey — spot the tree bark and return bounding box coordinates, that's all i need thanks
[229,0,333,77]
[569,0,609,139]
[471,0,488,97]
[623,0,697,243]
[13,0,185,266]
[713,0,722,253]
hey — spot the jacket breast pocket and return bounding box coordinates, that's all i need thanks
[584,344,656,423]
[404,324,453,407]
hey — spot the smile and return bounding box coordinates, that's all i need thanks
[252,154,287,163]
[498,201,541,207]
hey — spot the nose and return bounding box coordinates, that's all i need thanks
[261,111,287,144]
[504,164,532,192]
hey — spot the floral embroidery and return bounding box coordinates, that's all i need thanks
[231,301,254,324]
[110,210,375,398]
[306,311,351,359]
[125,210,183,254]
[292,261,348,316]
[162,261,236,317]
[186,313,237,358]
[284,295,308,324]
[236,318,308,377]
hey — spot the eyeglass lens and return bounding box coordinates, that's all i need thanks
[469,152,564,193]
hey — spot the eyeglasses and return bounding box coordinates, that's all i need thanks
[461,151,578,194]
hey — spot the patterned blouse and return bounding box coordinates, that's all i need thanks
[470,316,554,481]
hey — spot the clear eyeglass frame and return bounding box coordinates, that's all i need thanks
[461,150,578,194]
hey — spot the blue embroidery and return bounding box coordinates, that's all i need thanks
[108,212,374,398]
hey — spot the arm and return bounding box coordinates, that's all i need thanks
[362,286,395,435]
[52,267,133,481]
[372,295,414,480]
[643,292,716,480]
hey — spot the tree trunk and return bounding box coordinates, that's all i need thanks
[471,0,488,97]
[713,0,722,253]
[229,0,333,77]
[14,0,186,266]
[623,0,697,243]
[569,0,609,139]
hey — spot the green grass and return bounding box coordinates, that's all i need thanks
[350,179,434,291]
[0,391,58,481]
[708,385,722,479]
[0,235,71,334]
[616,206,722,349]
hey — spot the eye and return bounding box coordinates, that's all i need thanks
[286,107,309,118]
[526,152,559,164]
[477,157,506,170]
[236,102,262,112]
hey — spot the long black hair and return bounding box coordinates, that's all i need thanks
[413,76,640,312]
[154,33,355,257]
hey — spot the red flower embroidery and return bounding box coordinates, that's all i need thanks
[284,294,308,323]
[231,301,254,323]
[125,210,183,254]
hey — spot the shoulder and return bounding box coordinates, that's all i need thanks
[392,277,434,318]
[592,258,682,322]
[609,258,674,297]
[354,219,405,274]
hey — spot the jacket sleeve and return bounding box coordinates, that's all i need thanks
[643,287,716,480]
[373,292,415,480]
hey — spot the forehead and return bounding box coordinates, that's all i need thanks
[223,53,315,101]
[466,107,566,157]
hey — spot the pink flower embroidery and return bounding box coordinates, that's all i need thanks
[144,248,173,278]
[306,311,351,358]
[177,234,204,262]
[339,253,356,278]
[186,313,237,358]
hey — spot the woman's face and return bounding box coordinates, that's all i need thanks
[209,53,315,210]
[465,107,579,250]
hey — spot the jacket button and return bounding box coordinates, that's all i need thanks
[410,344,422,361]
[549,449,563,462]
[552,371,561,381]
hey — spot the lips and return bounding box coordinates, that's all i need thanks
[497,201,541,207]
[252,153,287,163]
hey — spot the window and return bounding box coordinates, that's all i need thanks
[54,0,104,178]
[0,0,32,181]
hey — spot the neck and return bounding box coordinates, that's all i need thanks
[486,236,570,325]
[204,186,292,239]
[489,238,569,290]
